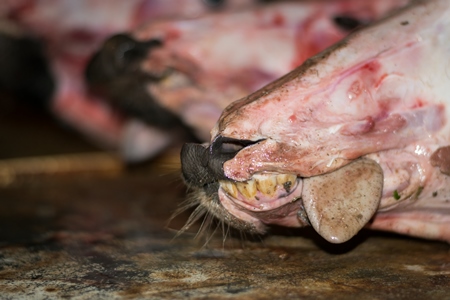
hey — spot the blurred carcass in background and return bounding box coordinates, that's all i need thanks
[0,0,262,160]
[0,0,408,162]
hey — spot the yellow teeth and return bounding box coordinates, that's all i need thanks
[276,174,297,193]
[254,174,277,197]
[220,173,297,199]
[221,180,238,199]
[236,180,257,199]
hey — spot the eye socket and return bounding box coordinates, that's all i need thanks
[202,0,226,9]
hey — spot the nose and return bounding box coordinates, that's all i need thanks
[180,143,212,187]
[181,136,260,187]
[85,34,181,128]
[86,34,163,84]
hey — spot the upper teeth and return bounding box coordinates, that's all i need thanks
[220,173,297,200]
[255,174,277,197]
[236,180,257,199]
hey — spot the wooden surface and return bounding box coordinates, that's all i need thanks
[1,102,449,299]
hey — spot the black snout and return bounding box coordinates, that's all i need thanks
[85,34,180,128]
[181,136,260,187]
[86,34,163,84]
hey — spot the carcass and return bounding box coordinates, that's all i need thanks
[180,0,450,243]
[87,0,407,160]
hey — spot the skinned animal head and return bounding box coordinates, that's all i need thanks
[181,0,450,243]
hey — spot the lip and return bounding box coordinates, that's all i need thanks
[217,177,304,229]
[220,177,303,211]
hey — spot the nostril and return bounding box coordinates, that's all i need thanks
[220,142,245,154]
[206,136,263,181]
[210,136,260,158]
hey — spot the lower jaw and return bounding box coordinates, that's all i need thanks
[250,200,308,228]
[218,184,306,231]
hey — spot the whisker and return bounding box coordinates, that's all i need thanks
[221,219,232,247]
[172,204,206,239]
[201,215,220,248]
[221,219,226,246]
[195,209,213,240]
[167,199,197,228]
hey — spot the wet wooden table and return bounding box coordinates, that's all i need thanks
[1,103,449,299]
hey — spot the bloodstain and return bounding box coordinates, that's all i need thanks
[376,100,391,120]
[362,61,380,73]
[411,98,426,108]
[272,12,285,26]
[165,28,182,41]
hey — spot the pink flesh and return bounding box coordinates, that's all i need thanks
[0,0,261,157]
[133,0,408,141]
[213,0,450,242]
[3,0,408,159]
